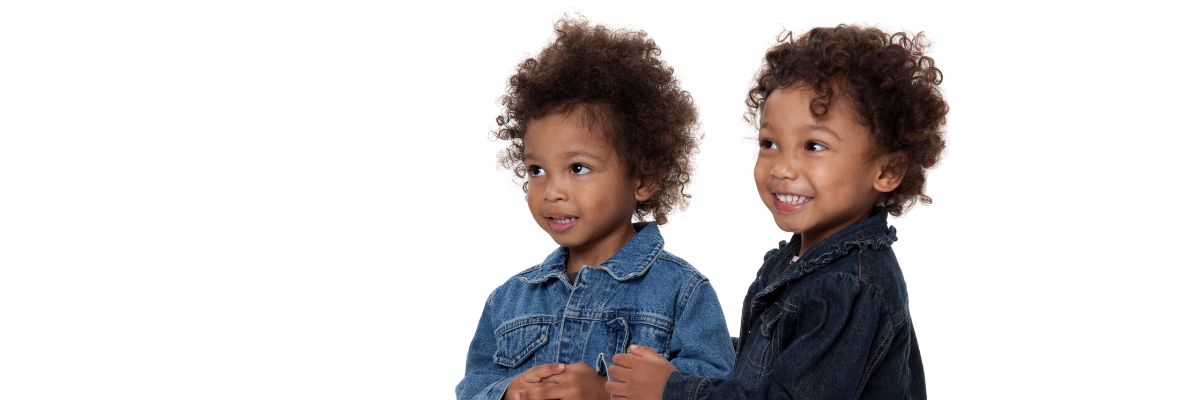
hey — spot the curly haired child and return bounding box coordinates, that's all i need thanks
[608,24,948,400]
[455,16,735,400]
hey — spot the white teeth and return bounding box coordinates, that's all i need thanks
[552,217,577,224]
[775,194,810,205]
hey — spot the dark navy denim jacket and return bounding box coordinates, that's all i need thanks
[456,223,735,400]
[663,208,926,400]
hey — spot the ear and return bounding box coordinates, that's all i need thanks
[633,175,660,202]
[873,153,905,193]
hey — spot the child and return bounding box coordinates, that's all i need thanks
[607,25,947,400]
[455,16,735,400]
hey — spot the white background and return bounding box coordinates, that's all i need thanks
[2,1,1197,399]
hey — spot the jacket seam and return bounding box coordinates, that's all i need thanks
[855,294,894,399]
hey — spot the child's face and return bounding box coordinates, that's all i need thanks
[523,111,654,251]
[754,86,901,243]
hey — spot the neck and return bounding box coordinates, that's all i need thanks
[565,223,639,276]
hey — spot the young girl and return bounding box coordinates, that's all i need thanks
[455,17,735,400]
[607,25,947,400]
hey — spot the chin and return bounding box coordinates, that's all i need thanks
[771,216,807,234]
[543,230,579,247]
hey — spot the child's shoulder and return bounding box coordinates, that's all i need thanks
[787,237,909,319]
[651,248,703,277]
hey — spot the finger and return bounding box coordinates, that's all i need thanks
[563,362,595,373]
[520,363,566,382]
[628,344,667,360]
[542,373,564,384]
[612,353,640,368]
[605,379,627,397]
[606,363,633,382]
[518,384,564,400]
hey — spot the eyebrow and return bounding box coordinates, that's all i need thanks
[808,123,842,140]
[759,122,842,140]
[523,150,604,162]
[566,150,604,162]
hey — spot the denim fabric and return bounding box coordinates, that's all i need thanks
[663,208,926,400]
[456,223,735,400]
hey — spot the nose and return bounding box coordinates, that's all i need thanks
[542,174,567,202]
[769,156,799,181]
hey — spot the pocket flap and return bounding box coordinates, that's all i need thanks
[493,317,552,368]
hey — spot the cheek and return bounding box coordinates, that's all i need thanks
[525,183,541,211]
[814,163,863,199]
[753,160,770,190]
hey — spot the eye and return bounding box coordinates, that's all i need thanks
[570,164,592,175]
[528,165,545,177]
[760,139,778,150]
[805,141,828,151]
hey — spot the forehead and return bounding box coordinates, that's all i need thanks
[524,111,616,158]
[761,86,867,134]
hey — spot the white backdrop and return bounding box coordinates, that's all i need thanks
[2,1,1196,399]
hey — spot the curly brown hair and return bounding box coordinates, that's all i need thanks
[747,25,949,216]
[492,16,700,225]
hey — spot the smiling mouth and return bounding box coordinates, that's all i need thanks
[775,193,811,204]
[773,193,812,211]
[547,216,579,233]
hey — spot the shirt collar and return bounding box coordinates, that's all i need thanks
[521,222,664,284]
[755,207,897,299]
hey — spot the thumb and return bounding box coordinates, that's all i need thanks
[627,344,665,360]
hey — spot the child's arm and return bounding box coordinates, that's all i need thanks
[610,274,893,400]
[663,278,736,377]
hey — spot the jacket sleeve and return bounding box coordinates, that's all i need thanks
[663,273,893,400]
[455,294,514,400]
[664,278,735,379]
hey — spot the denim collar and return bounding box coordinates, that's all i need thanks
[520,222,664,284]
[755,207,897,300]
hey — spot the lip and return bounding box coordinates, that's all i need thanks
[772,192,812,212]
[545,214,579,233]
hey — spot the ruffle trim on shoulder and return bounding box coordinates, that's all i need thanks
[796,225,897,273]
[762,240,789,261]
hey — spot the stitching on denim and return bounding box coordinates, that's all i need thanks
[675,274,703,326]
[890,309,905,329]
[857,320,894,399]
[780,297,798,313]
[598,279,623,307]
[494,315,556,336]
[755,244,798,300]
[669,275,704,345]
[857,246,864,277]
[765,321,779,376]
[904,363,912,400]
[563,308,673,330]
[493,324,549,367]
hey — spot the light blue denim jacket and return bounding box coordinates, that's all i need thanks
[456,223,735,400]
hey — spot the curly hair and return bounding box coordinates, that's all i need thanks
[492,16,700,225]
[747,25,949,216]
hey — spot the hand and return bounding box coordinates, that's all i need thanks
[504,363,565,400]
[606,344,676,400]
[519,362,608,400]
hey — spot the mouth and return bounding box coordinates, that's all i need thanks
[546,215,579,233]
[772,193,812,212]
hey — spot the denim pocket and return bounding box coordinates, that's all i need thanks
[493,316,553,368]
